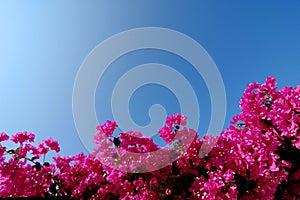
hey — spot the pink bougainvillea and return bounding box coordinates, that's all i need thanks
[0,77,299,199]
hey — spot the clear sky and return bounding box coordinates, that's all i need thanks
[0,1,300,156]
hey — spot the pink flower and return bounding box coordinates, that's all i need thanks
[44,138,60,152]
[11,131,35,144]
[0,132,9,142]
[0,77,299,199]
[37,142,48,155]
[96,120,117,137]
[133,177,144,191]
[149,177,158,187]
[223,169,234,182]
[106,170,121,185]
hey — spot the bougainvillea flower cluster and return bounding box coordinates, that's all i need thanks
[0,77,299,199]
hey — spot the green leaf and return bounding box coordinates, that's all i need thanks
[159,180,168,185]
[14,156,21,161]
[30,156,39,161]
[168,174,178,179]
[7,149,15,154]
[35,162,41,171]
[159,193,167,197]
[49,182,58,195]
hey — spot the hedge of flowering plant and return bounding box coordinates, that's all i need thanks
[0,77,300,199]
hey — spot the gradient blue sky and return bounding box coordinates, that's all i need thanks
[1,1,300,156]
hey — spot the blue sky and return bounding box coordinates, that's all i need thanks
[0,1,300,156]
